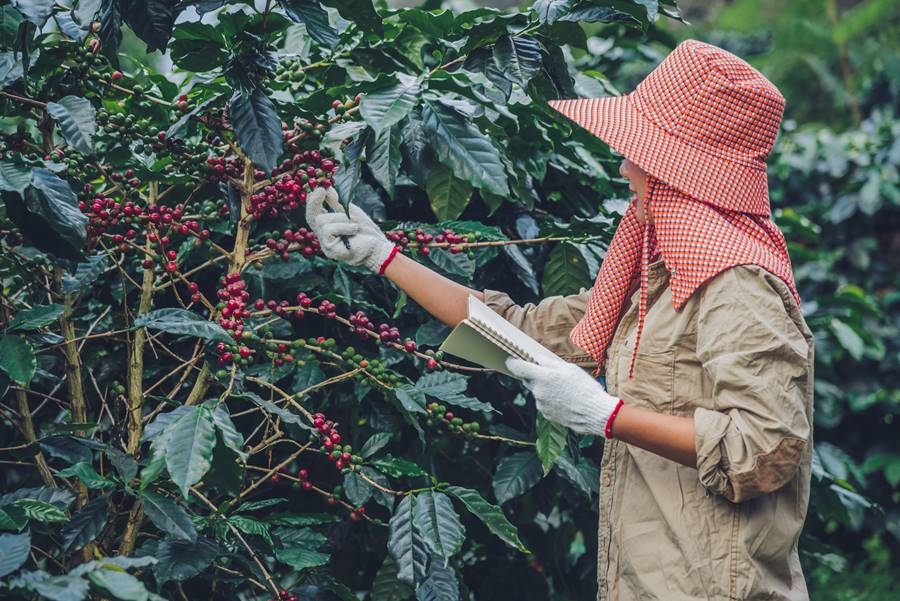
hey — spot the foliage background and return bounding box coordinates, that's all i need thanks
[0,0,897,600]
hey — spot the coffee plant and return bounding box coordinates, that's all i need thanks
[0,1,688,600]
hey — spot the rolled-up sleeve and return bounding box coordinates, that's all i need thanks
[482,286,594,366]
[693,266,811,503]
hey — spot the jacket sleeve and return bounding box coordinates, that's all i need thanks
[481,287,595,368]
[693,265,812,503]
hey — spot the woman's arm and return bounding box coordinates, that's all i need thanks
[609,406,697,468]
[383,252,484,328]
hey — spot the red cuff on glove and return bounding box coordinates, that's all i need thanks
[605,399,625,439]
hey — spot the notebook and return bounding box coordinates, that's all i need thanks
[438,294,560,378]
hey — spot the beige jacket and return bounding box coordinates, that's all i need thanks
[483,259,814,601]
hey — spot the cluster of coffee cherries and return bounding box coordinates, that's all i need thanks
[215,273,252,355]
[260,227,322,260]
[385,227,479,257]
[246,151,336,221]
[313,412,362,472]
[425,402,481,438]
[330,94,362,115]
[205,155,244,183]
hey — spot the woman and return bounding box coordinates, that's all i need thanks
[306,40,814,601]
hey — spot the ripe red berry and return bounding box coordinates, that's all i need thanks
[112,70,123,80]
[426,358,438,369]
[165,261,177,273]
[271,473,281,484]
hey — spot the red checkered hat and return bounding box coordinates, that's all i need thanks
[547,39,801,379]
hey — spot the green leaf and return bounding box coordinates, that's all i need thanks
[492,35,542,88]
[365,124,402,198]
[229,88,283,174]
[10,570,90,601]
[0,532,30,578]
[4,168,87,260]
[370,454,427,478]
[415,320,450,347]
[536,414,567,476]
[134,308,231,343]
[164,406,217,498]
[119,0,175,52]
[394,384,427,414]
[55,462,115,489]
[443,485,528,553]
[170,22,227,71]
[552,451,593,499]
[360,432,392,459]
[370,554,414,601]
[492,450,542,504]
[0,161,32,193]
[386,494,428,586]
[0,335,35,386]
[360,73,422,137]
[343,470,373,506]
[830,318,865,360]
[153,537,218,583]
[0,6,24,45]
[8,304,64,331]
[320,0,382,34]
[88,568,149,601]
[210,405,248,461]
[426,163,473,220]
[139,491,197,542]
[12,0,53,26]
[333,127,369,209]
[98,0,122,68]
[532,0,573,24]
[60,256,109,295]
[542,242,591,296]
[0,52,22,87]
[265,512,342,526]
[46,96,96,155]
[228,515,272,547]
[60,496,108,553]
[411,491,465,561]
[416,562,460,601]
[275,545,330,570]
[12,499,68,522]
[237,498,287,513]
[421,99,509,196]
[428,248,475,279]
[278,0,339,49]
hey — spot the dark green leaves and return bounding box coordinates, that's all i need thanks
[532,0,573,25]
[3,167,87,260]
[426,163,473,220]
[492,35,542,88]
[421,99,509,196]
[139,491,197,541]
[229,88,283,174]
[164,405,217,497]
[7,304,64,331]
[60,496,108,553]
[0,335,35,386]
[154,537,218,583]
[0,161,32,193]
[542,242,591,296]
[279,0,338,49]
[170,22,227,72]
[119,0,177,52]
[98,0,122,68]
[360,73,422,137]
[386,495,428,586]
[411,491,465,561]
[536,413,567,476]
[492,450,543,504]
[134,308,231,343]
[46,96,96,155]
[0,532,30,578]
[444,485,529,552]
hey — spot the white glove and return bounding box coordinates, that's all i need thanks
[505,356,623,438]
[305,186,396,274]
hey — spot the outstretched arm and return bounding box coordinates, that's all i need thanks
[609,406,697,467]
[383,251,484,329]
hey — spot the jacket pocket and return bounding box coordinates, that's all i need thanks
[617,333,675,414]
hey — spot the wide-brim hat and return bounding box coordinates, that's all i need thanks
[547,39,785,216]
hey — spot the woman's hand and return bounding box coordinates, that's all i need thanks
[305,186,396,274]
[505,355,622,438]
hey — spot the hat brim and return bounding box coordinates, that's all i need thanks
[547,96,771,215]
